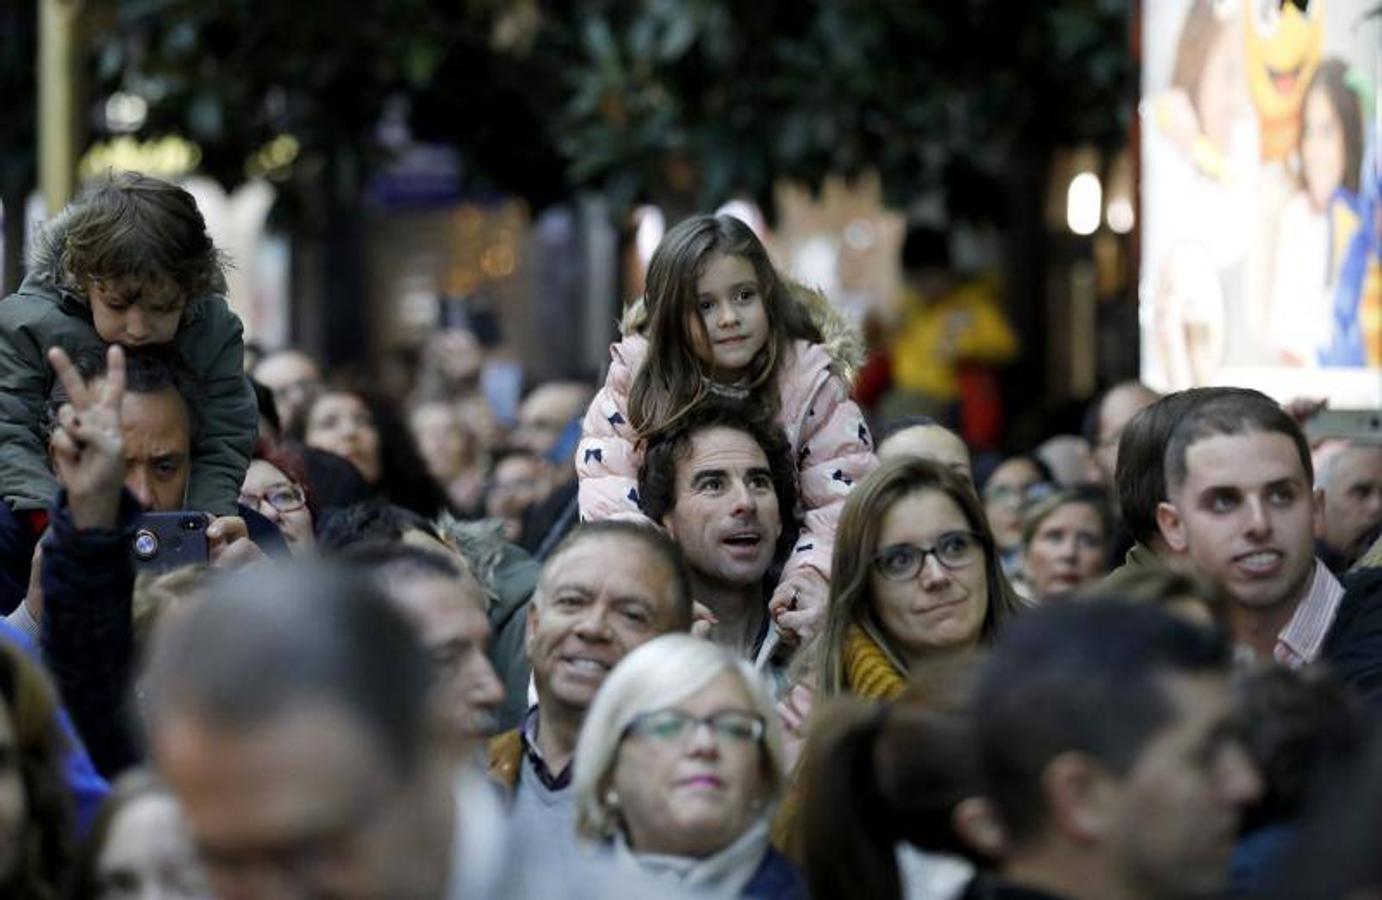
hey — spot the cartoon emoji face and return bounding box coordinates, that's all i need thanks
[1243,0,1325,158]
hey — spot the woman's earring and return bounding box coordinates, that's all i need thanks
[604,789,620,810]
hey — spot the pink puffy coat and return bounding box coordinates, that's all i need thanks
[576,290,878,587]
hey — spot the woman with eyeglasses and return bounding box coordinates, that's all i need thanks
[572,634,805,899]
[979,454,1055,584]
[816,457,1024,702]
[238,442,317,555]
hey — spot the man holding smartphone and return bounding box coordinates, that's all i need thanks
[2,345,271,776]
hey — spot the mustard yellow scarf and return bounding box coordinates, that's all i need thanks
[843,626,907,701]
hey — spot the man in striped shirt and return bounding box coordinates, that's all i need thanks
[1155,389,1340,667]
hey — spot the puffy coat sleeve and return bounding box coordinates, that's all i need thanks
[0,298,63,512]
[786,372,878,584]
[183,299,256,516]
[575,339,649,521]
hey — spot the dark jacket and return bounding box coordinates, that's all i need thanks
[0,228,256,515]
[40,490,143,778]
[744,847,808,900]
[441,518,540,732]
[1323,566,1382,713]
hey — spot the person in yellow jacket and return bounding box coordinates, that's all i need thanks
[882,226,1018,429]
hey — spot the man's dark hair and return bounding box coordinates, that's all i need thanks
[1163,388,1312,494]
[45,345,203,444]
[976,600,1230,844]
[316,499,443,554]
[637,398,799,563]
[1116,387,1239,546]
[144,563,433,778]
[543,521,695,630]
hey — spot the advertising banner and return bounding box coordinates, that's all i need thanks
[1141,0,1381,405]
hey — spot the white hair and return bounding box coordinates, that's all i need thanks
[571,634,786,842]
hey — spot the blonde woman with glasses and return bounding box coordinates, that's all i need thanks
[573,634,805,898]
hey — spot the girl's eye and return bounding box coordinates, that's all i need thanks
[699,300,716,313]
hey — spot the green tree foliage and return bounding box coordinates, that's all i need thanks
[87,0,1132,224]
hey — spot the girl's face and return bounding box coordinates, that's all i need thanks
[96,792,211,899]
[304,393,381,485]
[1023,501,1109,599]
[869,489,989,664]
[87,275,186,347]
[613,672,767,858]
[239,460,315,554]
[686,253,770,381]
[1301,85,1345,211]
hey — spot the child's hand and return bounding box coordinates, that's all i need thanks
[769,569,828,645]
[47,345,127,529]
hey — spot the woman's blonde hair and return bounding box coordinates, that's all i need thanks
[628,214,822,437]
[572,634,786,842]
[816,458,1023,699]
[1019,485,1113,549]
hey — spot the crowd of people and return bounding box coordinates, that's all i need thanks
[0,171,1378,899]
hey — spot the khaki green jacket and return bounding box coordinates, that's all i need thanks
[0,242,254,515]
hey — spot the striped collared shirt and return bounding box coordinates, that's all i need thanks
[1274,560,1344,668]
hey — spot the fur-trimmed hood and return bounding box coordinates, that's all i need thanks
[17,205,221,323]
[617,280,865,383]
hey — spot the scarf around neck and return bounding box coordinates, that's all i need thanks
[616,815,772,896]
[843,625,908,701]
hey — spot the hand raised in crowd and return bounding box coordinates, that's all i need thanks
[47,345,126,531]
[206,516,266,569]
[769,567,828,645]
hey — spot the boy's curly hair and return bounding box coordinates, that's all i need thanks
[46,171,226,304]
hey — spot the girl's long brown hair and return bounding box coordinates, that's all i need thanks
[628,214,821,437]
[816,457,1023,699]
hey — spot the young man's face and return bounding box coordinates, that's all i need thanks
[1158,431,1320,613]
[1106,673,1261,900]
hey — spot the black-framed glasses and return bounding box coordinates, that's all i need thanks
[238,484,307,515]
[624,709,766,746]
[983,481,1056,507]
[872,531,985,581]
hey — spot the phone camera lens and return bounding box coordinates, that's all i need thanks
[133,530,159,561]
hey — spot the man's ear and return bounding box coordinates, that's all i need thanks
[1042,751,1119,844]
[1312,486,1326,541]
[1156,500,1189,553]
